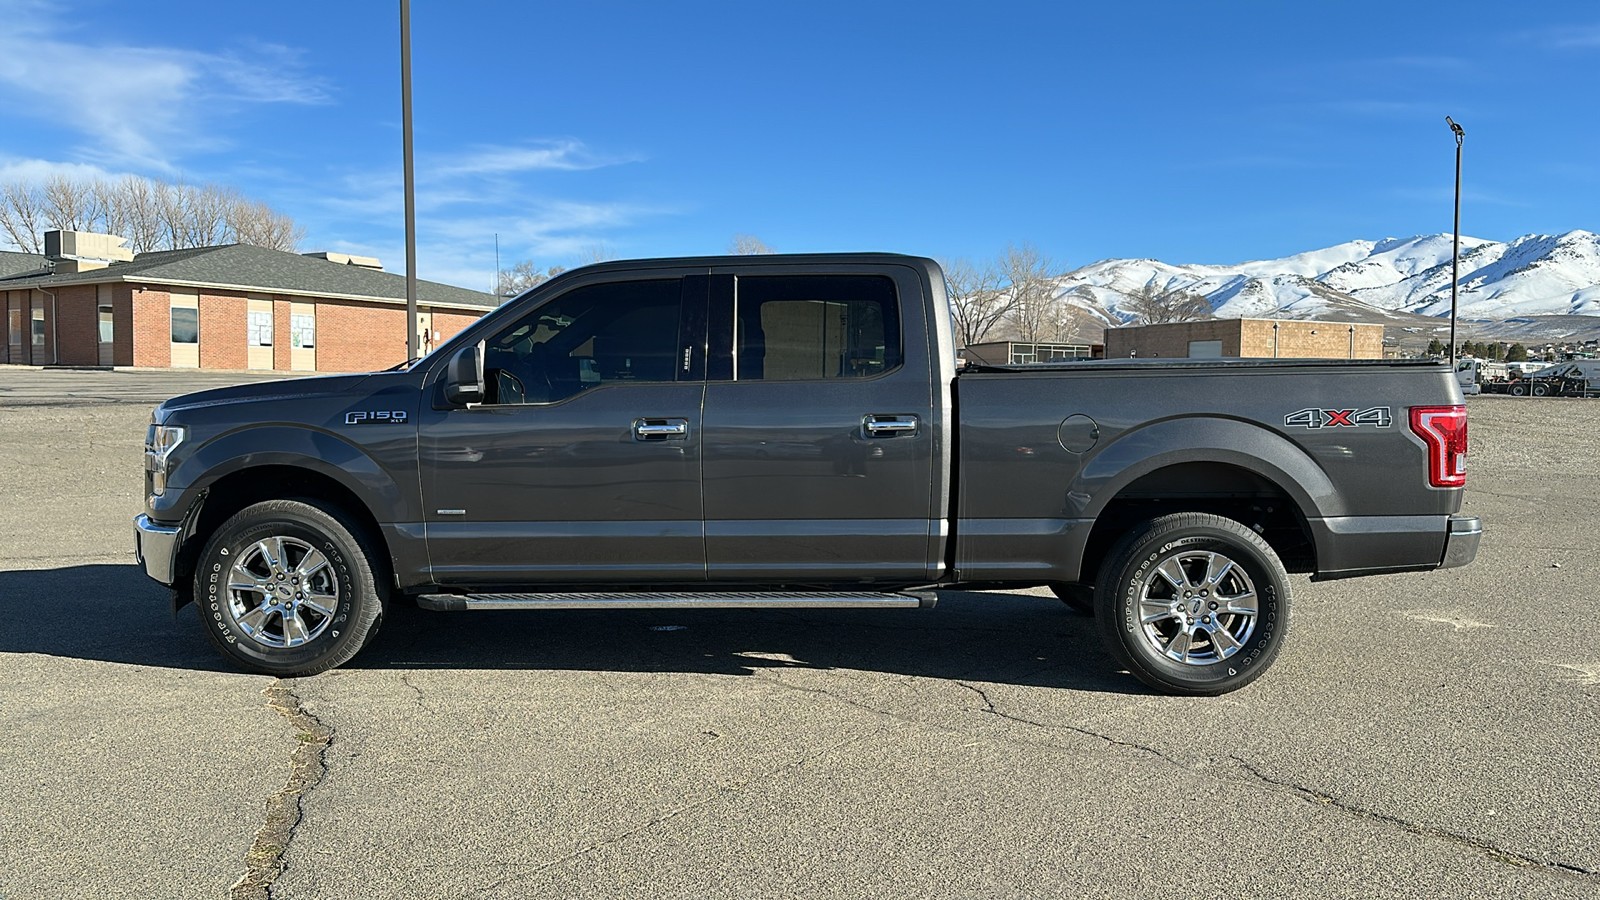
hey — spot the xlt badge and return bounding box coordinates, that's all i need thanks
[346,410,408,425]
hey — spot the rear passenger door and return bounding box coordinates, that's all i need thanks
[700,265,939,582]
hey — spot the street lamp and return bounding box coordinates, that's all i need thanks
[1446,115,1464,367]
[401,0,419,360]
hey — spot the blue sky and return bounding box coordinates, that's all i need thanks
[0,0,1596,290]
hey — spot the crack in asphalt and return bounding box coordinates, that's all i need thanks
[953,681,1600,887]
[230,679,334,900]
[398,671,429,710]
[477,729,874,895]
[954,680,1184,764]
[1226,756,1600,885]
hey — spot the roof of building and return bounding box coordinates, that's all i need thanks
[0,250,46,279]
[0,243,497,310]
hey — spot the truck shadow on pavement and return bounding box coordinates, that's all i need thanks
[0,564,1144,695]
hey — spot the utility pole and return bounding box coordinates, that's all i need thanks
[401,0,419,359]
[1446,116,1464,368]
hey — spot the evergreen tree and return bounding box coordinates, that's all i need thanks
[1507,343,1528,362]
[1426,338,1444,357]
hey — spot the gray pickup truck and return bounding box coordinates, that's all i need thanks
[135,253,1479,694]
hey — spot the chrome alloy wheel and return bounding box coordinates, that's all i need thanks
[1137,550,1259,665]
[226,536,340,648]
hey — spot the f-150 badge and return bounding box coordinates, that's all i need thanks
[346,410,408,425]
[1284,407,1392,429]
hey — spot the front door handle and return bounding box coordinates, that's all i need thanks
[863,414,919,437]
[634,418,689,441]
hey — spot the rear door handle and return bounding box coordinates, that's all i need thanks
[863,414,919,437]
[634,418,689,441]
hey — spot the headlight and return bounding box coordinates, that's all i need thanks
[145,424,186,497]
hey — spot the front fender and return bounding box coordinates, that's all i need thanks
[153,425,409,524]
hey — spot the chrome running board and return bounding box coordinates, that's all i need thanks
[416,590,936,612]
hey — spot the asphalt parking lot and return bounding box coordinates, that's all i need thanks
[1,367,1596,899]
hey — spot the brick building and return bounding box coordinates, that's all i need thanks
[1104,318,1386,360]
[0,231,497,372]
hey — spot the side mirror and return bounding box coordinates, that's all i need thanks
[443,342,485,406]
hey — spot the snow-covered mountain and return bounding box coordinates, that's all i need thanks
[1057,230,1600,328]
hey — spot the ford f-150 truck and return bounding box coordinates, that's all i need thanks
[135,253,1480,694]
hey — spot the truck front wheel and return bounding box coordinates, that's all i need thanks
[194,499,386,676]
[1094,513,1291,695]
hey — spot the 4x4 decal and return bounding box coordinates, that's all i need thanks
[1284,407,1392,429]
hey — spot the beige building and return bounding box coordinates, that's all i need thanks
[1104,318,1385,360]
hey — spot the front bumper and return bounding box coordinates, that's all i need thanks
[134,514,181,585]
[1440,514,1482,569]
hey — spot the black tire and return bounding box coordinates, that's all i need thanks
[1093,513,1291,695]
[1509,384,1527,396]
[1048,583,1095,615]
[195,499,386,676]
[1532,383,1550,397]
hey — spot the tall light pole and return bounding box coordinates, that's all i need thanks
[401,0,419,360]
[1446,115,1464,367]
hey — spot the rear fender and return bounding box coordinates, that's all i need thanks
[1057,417,1339,581]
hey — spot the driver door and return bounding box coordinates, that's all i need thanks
[418,273,709,586]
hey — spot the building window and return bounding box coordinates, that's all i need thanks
[170,307,199,344]
[290,313,315,349]
[1188,340,1223,358]
[31,306,45,346]
[248,310,273,347]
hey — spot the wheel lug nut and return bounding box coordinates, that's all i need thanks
[1209,601,1218,610]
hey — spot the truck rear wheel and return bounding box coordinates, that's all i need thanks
[194,499,385,676]
[1532,382,1551,397]
[1094,513,1291,695]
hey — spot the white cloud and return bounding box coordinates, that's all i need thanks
[433,140,637,178]
[0,156,134,184]
[0,5,328,171]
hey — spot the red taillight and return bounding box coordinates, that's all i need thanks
[1410,405,1467,488]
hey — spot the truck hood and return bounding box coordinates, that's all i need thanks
[153,372,375,422]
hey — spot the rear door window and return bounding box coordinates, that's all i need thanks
[731,274,900,381]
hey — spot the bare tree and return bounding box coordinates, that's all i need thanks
[729,234,776,255]
[187,185,231,248]
[943,257,1010,347]
[497,260,569,298]
[225,197,305,251]
[0,181,47,252]
[0,173,306,254]
[43,176,95,232]
[999,242,1064,344]
[1122,281,1212,325]
[117,176,163,253]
